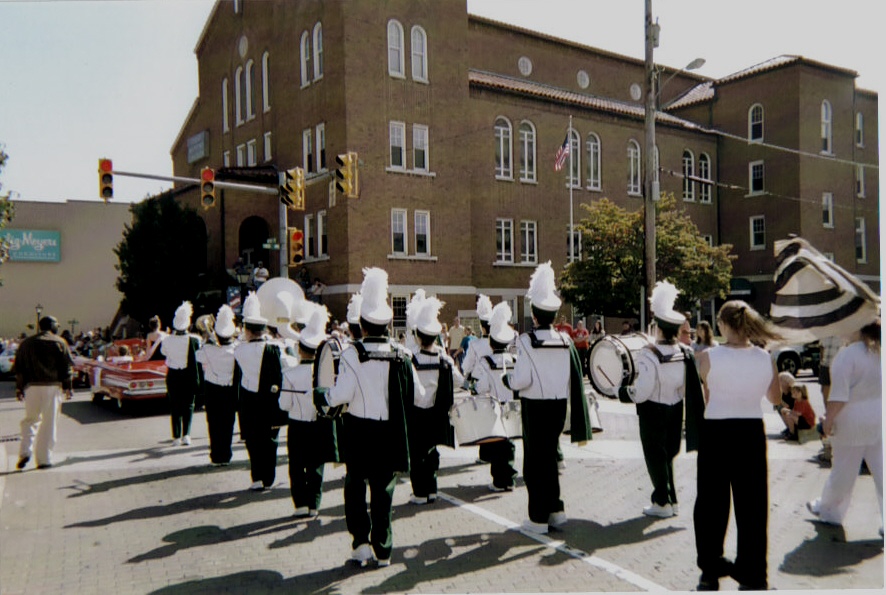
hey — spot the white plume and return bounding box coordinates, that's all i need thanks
[359,267,392,323]
[305,305,330,335]
[527,261,557,304]
[215,304,236,338]
[476,294,493,321]
[416,296,445,335]
[172,301,193,331]
[405,289,427,330]
[242,291,263,322]
[489,301,512,333]
[650,280,680,319]
[346,293,363,324]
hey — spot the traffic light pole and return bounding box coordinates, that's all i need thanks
[110,169,280,195]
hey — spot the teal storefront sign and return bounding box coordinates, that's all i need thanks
[3,229,61,262]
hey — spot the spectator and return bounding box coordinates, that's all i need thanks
[309,278,327,304]
[693,321,717,354]
[621,320,633,335]
[779,384,815,441]
[554,315,573,336]
[817,335,843,463]
[14,315,75,470]
[252,261,270,289]
[678,320,693,346]
[145,316,166,357]
[571,320,591,377]
[455,327,475,370]
[448,317,466,360]
[590,319,606,343]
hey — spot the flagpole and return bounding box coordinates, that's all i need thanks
[568,114,574,264]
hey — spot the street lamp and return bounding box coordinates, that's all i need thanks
[35,303,44,330]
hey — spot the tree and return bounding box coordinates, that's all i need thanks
[0,147,16,285]
[559,194,734,318]
[114,191,208,328]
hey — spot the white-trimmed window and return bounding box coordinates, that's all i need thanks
[392,208,407,255]
[313,22,323,81]
[410,25,428,82]
[749,160,764,195]
[822,192,834,228]
[387,20,405,78]
[303,129,314,173]
[389,121,406,169]
[222,78,230,133]
[627,139,641,195]
[568,229,582,262]
[246,139,257,166]
[392,295,408,331]
[856,112,864,147]
[245,59,255,120]
[821,100,833,154]
[682,150,695,201]
[414,210,430,256]
[518,121,536,183]
[749,103,764,142]
[413,124,429,172]
[318,210,328,257]
[316,123,326,171]
[855,217,867,263]
[702,234,713,247]
[496,218,514,263]
[586,133,601,190]
[300,31,311,87]
[261,52,270,112]
[304,214,316,259]
[750,216,765,250]
[223,150,231,167]
[699,153,712,203]
[856,164,865,197]
[263,132,272,162]
[236,144,245,166]
[494,117,513,179]
[520,220,537,264]
[568,129,581,188]
[234,66,244,125]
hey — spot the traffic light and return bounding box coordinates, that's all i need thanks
[98,158,113,201]
[288,227,304,266]
[279,167,305,210]
[335,152,359,198]
[200,167,216,209]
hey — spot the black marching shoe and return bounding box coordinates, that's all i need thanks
[16,456,30,470]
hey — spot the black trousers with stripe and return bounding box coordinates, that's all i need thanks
[521,398,567,524]
[637,400,683,507]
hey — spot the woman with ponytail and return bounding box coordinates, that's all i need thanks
[692,300,783,591]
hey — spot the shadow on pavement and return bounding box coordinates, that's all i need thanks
[147,568,358,595]
[778,520,884,577]
[62,398,169,424]
[541,515,685,562]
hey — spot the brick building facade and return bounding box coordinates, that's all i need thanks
[170,0,879,332]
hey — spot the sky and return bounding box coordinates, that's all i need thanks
[0,0,882,206]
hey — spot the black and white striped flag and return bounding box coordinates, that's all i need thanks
[770,237,880,343]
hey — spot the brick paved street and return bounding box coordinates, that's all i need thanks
[1,375,882,594]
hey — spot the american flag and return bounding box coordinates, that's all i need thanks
[554,134,570,171]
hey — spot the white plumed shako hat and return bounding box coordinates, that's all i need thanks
[215,304,237,338]
[172,301,193,331]
[526,261,562,312]
[476,294,493,322]
[416,296,444,336]
[359,267,393,325]
[346,293,363,325]
[299,304,329,350]
[489,301,517,345]
[650,280,686,331]
[405,289,427,331]
[241,291,268,326]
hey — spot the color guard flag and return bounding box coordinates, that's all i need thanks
[554,134,570,171]
[769,237,880,343]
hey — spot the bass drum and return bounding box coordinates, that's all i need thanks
[313,337,343,390]
[587,334,653,400]
[449,396,507,446]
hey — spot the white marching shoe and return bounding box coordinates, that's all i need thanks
[548,511,567,528]
[642,503,674,518]
[351,543,374,565]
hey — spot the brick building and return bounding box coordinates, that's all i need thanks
[170,0,879,332]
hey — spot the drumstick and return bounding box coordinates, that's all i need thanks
[596,365,615,387]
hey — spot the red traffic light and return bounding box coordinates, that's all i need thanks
[291,230,304,242]
[98,158,113,201]
[201,168,215,182]
[99,159,113,173]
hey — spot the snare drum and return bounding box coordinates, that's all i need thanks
[500,400,522,439]
[564,390,604,433]
[587,334,652,399]
[313,337,343,390]
[449,396,507,446]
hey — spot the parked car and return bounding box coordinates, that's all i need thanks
[0,345,17,377]
[74,338,167,409]
[771,341,821,377]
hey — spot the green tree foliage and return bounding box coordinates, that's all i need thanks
[0,147,16,284]
[114,192,207,328]
[560,194,734,318]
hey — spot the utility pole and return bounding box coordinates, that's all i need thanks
[643,0,658,331]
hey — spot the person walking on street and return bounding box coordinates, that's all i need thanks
[571,320,591,377]
[160,302,203,447]
[14,315,75,470]
[195,305,240,465]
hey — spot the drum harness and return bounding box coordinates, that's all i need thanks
[517,330,571,400]
[481,352,519,401]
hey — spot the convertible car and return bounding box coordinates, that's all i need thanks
[74,339,167,408]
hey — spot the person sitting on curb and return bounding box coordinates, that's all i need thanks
[780,384,815,441]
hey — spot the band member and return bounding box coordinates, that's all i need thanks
[345,293,363,342]
[407,296,464,504]
[632,281,703,518]
[473,301,518,492]
[461,295,493,465]
[314,267,423,568]
[279,305,340,518]
[234,292,287,491]
[195,305,240,465]
[504,261,592,534]
[403,289,427,354]
[160,302,202,446]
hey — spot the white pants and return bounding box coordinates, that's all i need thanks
[19,385,63,465]
[816,439,884,526]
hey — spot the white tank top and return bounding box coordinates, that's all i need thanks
[705,345,773,419]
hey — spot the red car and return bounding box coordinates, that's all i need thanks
[75,339,168,409]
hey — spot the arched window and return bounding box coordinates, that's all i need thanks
[387,20,405,77]
[627,140,641,195]
[411,25,428,82]
[518,120,536,182]
[494,117,512,179]
[698,153,712,203]
[244,60,255,120]
[586,133,601,190]
[261,52,270,113]
[222,77,230,132]
[300,31,311,87]
[821,100,833,153]
[682,150,695,201]
[313,22,323,80]
[568,129,581,188]
[234,66,244,125]
[748,103,764,142]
